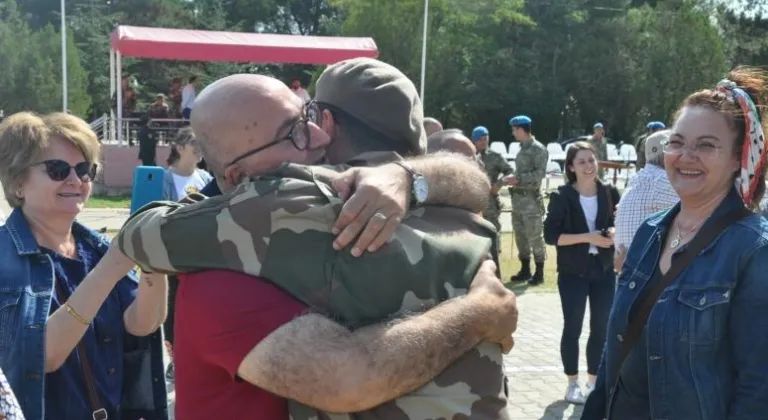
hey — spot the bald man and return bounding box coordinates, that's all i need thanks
[423,116,443,136]
[115,64,516,419]
[427,128,477,157]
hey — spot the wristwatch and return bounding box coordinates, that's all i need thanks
[392,161,429,206]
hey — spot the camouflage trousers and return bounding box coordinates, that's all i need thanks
[511,193,546,262]
[482,194,502,250]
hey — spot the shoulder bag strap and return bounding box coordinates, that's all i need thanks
[611,206,752,388]
[54,280,108,420]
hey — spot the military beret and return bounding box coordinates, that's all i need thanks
[593,122,604,129]
[509,115,532,127]
[647,121,666,130]
[314,57,426,155]
[471,126,489,141]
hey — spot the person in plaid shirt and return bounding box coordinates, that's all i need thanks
[613,130,679,270]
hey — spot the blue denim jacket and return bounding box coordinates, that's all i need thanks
[583,188,768,420]
[0,209,168,420]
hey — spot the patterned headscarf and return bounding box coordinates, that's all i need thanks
[716,79,767,208]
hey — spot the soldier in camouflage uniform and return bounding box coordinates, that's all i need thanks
[473,126,514,251]
[116,59,514,419]
[635,121,666,169]
[507,115,549,285]
[587,122,608,179]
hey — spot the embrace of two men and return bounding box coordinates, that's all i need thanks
[114,58,518,419]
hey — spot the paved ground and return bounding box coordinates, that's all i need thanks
[504,293,588,420]
[1,191,592,420]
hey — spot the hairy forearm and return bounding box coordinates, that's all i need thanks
[124,272,168,336]
[45,263,123,372]
[406,152,490,213]
[238,295,490,412]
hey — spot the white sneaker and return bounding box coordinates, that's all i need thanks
[565,382,586,404]
[584,382,595,397]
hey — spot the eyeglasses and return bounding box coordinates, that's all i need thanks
[33,160,97,182]
[228,101,320,166]
[661,138,722,160]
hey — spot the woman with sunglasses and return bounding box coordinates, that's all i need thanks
[0,112,169,419]
[582,68,768,419]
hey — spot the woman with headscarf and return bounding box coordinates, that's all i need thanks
[582,67,768,419]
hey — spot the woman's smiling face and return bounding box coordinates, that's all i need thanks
[665,106,740,203]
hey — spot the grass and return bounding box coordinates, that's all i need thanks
[88,196,131,209]
[498,232,559,294]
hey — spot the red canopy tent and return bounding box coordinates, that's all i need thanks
[110,25,379,64]
[108,25,379,143]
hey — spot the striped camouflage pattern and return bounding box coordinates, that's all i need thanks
[115,161,512,419]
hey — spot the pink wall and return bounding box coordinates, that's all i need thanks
[100,145,171,188]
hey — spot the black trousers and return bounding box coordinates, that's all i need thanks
[558,256,615,376]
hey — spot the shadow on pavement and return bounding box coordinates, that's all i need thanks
[540,399,583,420]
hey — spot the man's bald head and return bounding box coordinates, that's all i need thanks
[427,129,476,157]
[424,117,443,137]
[190,74,327,191]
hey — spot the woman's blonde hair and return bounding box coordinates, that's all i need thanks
[0,112,101,208]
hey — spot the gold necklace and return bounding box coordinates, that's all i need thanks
[670,218,707,249]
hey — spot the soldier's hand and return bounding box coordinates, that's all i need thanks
[504,175,519,186]
[468,260,518,351]
[331,164,408,256]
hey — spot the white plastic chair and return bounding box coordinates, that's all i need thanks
[547,143,564,155]
[489,141,508,158]
[546,160,562,174]
[619,144,638,161]
[508,143,521,159]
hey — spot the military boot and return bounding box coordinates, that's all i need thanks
[528,260,545,286]
[510,258,532,282]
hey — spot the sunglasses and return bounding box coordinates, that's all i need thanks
[33,160,98,182]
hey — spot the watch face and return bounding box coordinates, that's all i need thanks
[414,176,429,203]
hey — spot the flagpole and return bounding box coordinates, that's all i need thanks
[61,0,68,112]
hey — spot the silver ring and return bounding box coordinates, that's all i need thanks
[373,212,388,220]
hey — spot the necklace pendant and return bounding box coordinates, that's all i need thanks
[670,238,680,249]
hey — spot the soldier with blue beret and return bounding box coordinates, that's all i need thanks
[587,122,609,178]
[507,115,549,285]
[636,121,667,169]
[473,125,514,252]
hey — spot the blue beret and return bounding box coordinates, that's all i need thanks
[647,121,666,130]
[471,126,489,141]
[509,115,532,126]
[593,122,604,129]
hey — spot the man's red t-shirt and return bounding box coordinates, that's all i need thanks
[173,270,307,420]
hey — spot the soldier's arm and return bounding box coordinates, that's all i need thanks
[405,152,490,213]
[516,148,549,188]
[490,155,514,194]
[113,178,330,275]
[236,260,517,413]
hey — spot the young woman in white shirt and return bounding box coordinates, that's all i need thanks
[543,141,620,405]
[163,127,213,201]
[161,127,212,380]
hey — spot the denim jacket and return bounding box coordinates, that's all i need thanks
[0,209,168,420]
[583,188,768,420]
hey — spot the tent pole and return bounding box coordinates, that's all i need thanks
[116,51,123,147]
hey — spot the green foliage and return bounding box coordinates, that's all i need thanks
[0,0,759,143]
